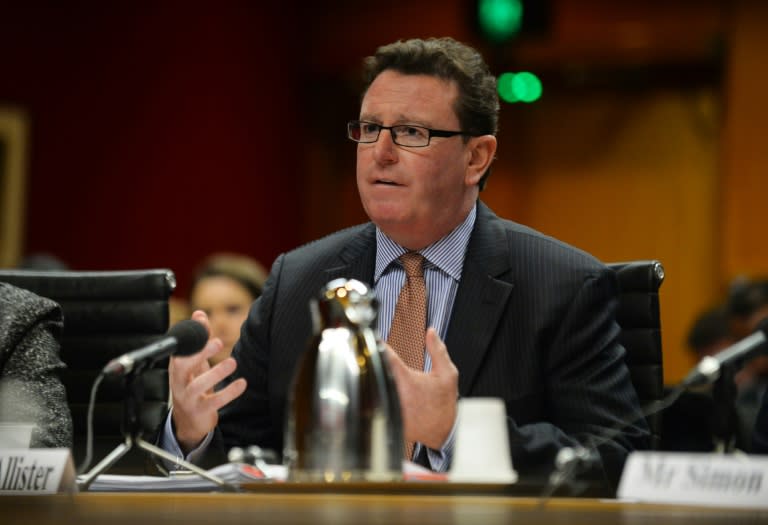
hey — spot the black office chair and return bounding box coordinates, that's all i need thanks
[607,260,665,450]
[0,269,175,473]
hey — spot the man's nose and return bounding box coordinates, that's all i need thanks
[372,128,398,163]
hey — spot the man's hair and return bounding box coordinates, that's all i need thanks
[361,37,499,190]
[687,305,731,355]
[726,279,768,318]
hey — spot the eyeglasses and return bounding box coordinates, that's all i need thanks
[347,120,470,148]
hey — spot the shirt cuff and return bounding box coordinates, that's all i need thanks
[422,414,457,473]
[160,408,214,471]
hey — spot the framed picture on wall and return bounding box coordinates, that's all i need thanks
[0,107,29,268]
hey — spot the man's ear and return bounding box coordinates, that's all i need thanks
[465,135,497,186]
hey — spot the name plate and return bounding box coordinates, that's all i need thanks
[618,452,768,509]
[0,448,76,494]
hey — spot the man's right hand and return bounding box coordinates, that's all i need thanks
[169,310,247,453]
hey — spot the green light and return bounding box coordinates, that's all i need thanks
[477,0,523,44]
[513,72,542,102]
[497,71,542,103]
[498,72,519,103]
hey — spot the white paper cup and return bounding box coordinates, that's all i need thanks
[449,398,518,483]
[0,422,35,448]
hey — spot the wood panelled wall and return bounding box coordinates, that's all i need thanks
[488,89,721,384]
[722,1,768,281]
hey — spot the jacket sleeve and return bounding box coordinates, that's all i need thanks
[0,290,73,449]
[505,268,649,492]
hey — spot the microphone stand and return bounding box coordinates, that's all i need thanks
[710,364,739,453]
[77,368,236,492]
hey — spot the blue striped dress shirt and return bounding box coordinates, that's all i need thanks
[374,203,476,471]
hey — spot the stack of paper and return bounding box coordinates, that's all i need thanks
[79,462,286,492]
[79,461,447,492]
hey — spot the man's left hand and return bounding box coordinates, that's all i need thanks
[386,327,459,450]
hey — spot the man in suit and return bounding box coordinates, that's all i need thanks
[163,37,648,489]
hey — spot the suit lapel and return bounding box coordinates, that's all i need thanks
[323,224,378,287]
[445,202,515,396]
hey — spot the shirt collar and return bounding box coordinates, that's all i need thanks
[374,203,477,283]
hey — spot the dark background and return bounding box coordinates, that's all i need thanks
[0,3,305,294]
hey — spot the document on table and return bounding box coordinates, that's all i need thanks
[80,461,445,492]
[79,462,285,492]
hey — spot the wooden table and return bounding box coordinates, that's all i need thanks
[2,489,766,524]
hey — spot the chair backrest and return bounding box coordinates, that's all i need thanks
[0,269,175,473]
[607,260,665,450]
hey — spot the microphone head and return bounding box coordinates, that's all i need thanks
[168,319,209,357]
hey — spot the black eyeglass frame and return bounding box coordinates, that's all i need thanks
[347,120,471,148]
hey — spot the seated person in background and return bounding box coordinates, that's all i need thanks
[724,279,768,450]
[754,390,768,453]
[687,305,735,360]
[0,282,73,448]
[188,253,267,366]
[661,305,735,452]
[164,37,648,491]
[16,252,70,272]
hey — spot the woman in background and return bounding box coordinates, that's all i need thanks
[0,282,73,448]
[188,253,267,366]
[755,390,768,453]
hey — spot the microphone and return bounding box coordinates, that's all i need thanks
[540,318,768,504]
[681,317,768,388]
[102,319,208,376]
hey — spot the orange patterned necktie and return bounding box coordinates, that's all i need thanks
[387,252,427,460]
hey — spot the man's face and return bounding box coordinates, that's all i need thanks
[355,70,489,250]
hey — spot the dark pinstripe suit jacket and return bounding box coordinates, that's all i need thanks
[214,201,649,487]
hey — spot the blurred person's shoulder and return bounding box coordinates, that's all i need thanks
[0,282,63,338]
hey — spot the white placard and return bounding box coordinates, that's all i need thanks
[618,451,768,509]
[0,448,76,494]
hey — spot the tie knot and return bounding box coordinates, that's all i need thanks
[399,252,424,278]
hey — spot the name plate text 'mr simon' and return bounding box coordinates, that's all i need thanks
[618,452,768,509]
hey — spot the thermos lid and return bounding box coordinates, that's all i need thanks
[312,278,377,330]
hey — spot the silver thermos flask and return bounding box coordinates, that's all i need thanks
[283,278,404,481]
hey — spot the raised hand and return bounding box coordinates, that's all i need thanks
[169,310,247,452]
[386,327,458,450]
